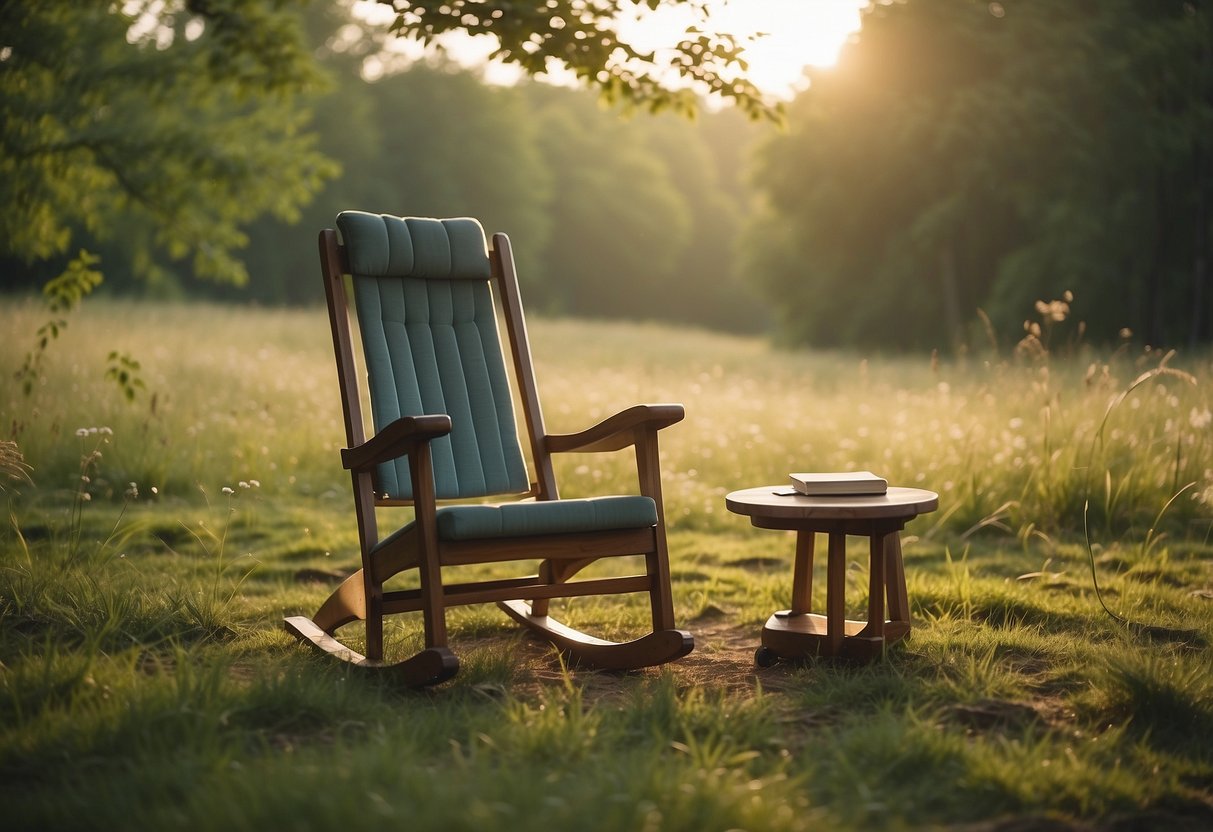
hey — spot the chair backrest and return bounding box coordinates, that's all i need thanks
[335,211,531,501]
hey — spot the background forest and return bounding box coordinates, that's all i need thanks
[3,0,1213,349]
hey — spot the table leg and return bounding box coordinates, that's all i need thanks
[861,531,886,639]
[825,532,846,655]
[886,533,909,624]
[790,531,814,615]
[880,533,911,643]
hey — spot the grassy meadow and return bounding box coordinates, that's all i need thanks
[2,298,1212,830]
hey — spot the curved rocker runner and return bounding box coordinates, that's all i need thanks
[285,212,694,684]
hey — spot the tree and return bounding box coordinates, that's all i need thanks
[0,0,337,290]
[365,67,553,285]
[743,0,1213,351]
[524,83,692,317]
[234,36,767,331]
[378,0,778,121]
[628,104,767,331]
[230,55,555,306]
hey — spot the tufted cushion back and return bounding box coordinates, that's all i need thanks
[335,211,530,500]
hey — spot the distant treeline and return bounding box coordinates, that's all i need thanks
[229,68,771,335]
[1,2,769,335]
[141,67,764,332]
[7,0,1211,351]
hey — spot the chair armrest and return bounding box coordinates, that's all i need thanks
[546,404,684,454]
[340,414,452,471]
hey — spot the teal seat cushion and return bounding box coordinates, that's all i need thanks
[370,495,657,553]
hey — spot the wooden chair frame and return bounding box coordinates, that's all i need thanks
[285,226,693,685]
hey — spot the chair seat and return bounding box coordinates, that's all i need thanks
[371,495,658,552]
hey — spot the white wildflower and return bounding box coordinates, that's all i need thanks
[222,486,234,495]
[1189,407,1212,430]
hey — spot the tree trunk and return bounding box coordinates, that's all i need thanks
[1190,29,1213,348]
[940,243,962,352]
[1191,143,1210,348]
[1143,172,1167,346]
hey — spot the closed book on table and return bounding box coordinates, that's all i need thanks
[789,471,888,496]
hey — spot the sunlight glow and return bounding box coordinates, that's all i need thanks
[353,1,865,98]
[621,0,865,98]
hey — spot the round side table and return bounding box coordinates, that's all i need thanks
[725,485,938,664]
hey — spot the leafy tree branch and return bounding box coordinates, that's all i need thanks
[0,1,337,285]
[378,0,779,120]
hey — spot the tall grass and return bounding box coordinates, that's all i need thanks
[2,299,345,504]
[3,298,1211,541]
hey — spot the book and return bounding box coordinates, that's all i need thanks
[788,471,888,496]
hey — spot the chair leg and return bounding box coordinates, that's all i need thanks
[646,545,676,631]
[634,436,677,632]
[530,560,556,618]
[418,554,448,649]
[364,597,384,662]
[358,564,387,661]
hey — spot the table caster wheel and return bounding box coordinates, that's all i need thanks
[754,646,780,668]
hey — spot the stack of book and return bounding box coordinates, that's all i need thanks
[787,471,888,496]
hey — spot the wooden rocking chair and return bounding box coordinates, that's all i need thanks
[284,212,694,685]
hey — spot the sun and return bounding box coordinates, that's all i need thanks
[622,0,866,98]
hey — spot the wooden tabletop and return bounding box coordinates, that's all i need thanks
[725,485,939,522]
